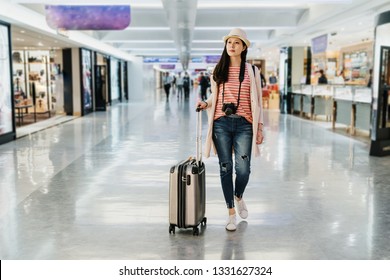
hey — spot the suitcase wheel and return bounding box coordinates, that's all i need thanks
[169,224,175,234]
[201,217,207,226]
[192,227,199,236]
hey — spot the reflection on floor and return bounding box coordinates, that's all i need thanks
[1,87,390,260]
[16,114,77,138]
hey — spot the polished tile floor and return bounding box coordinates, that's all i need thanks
[1,85,390,260]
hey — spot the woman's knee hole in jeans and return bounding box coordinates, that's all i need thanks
[236,153,251,178]
[240,154,249,161]
[220,161,232,176]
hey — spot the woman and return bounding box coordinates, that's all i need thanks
[318,69,328,84]
[197,28,264,231]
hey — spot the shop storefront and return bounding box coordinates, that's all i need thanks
[94,52,109,111]
[0,19,131,146]
[94,53,128,110]
[291,84,372,133]
[121,61,128,101]
[110,57,121,103]
[0,20,14,144]
[12,49,64,126]
[370,10,390,156]
[285,38,374,138]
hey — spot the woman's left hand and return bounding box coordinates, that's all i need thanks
[256,129,264,145]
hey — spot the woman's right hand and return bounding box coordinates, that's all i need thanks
[196,100,208,111]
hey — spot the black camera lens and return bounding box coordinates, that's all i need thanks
[222,103,236,116]
[225,107,233,115]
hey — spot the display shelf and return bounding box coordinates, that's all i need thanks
[291,84,303,94]
[314,96,333,119]
[334,86,353,101]
[313,85,333,96]
[354,87,372,103]
[334,100,352,127]
[355,103,371,130]
[292,94,301,112]
[13,64,26,93]
[301,85,312,95]
[291,84,373,130]
[293,84,372,103]
[343,50,370,85]
[12,51,27,103]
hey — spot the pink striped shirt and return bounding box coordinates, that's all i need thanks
[214,66,252,123]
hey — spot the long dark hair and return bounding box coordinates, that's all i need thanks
[213,40,248,85]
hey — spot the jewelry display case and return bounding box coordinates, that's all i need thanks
[291,84,372,133]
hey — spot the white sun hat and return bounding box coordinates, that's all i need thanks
[222,28,250,47]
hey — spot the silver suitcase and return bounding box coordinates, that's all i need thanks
[169,110,207,235]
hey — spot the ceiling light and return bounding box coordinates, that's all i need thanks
[121,48,177,51]
[104,40,173,44]
[191,48,224,51]
[125,27,169,31]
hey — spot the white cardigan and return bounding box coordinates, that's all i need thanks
[204,63,264,158]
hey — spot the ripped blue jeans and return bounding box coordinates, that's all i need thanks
[212,115,253,209]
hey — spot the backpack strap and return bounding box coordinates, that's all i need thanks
[252,65,255,73]
[251,65,256,77]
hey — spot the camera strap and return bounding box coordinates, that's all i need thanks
[222,64,245,109]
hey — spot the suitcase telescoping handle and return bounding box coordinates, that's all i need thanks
[196,106,203,165]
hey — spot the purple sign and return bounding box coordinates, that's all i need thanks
[160,64,176,70]
[45,5,131,30]
[311,34,328,54]
[205,55,221,63]
[143,57,179,63]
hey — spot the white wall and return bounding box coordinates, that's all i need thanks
[127,57,144,101]
[292,47,305,85]
[71,48,81,116]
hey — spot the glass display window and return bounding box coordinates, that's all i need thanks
[11,49,58,126]
[12,51,26,100]
[110,57,120,101]
[81,48,93,114]
[0,23,13,137]
[26,50,51,113]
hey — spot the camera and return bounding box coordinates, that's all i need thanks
[222,103,237,116]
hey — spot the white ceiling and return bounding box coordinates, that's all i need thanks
[5,0,390,69]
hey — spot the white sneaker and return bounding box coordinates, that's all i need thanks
[225,214,237,231]
[235,197,248,219]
